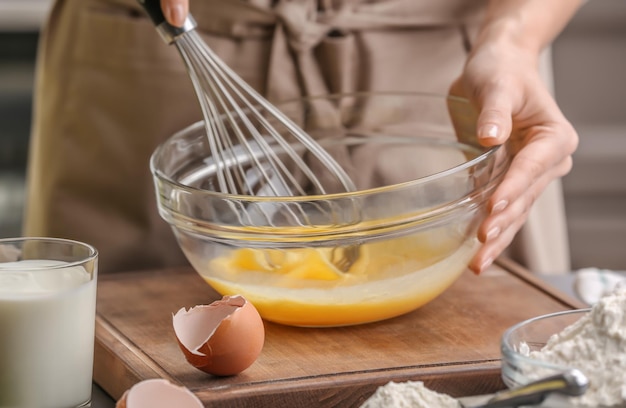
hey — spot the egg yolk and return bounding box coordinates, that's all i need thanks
[201,233,475,326]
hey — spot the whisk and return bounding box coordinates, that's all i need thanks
[138,0,359,271]
[138,0,355,197]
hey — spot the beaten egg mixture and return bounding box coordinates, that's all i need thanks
[200,233,477,326]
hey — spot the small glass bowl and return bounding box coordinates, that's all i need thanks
[501,309,591,388]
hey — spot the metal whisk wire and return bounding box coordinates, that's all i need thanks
[178,32,322,196]
[139,0,360,271]
[172,27,355,198]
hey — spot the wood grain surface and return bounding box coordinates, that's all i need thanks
[93,259,585,407]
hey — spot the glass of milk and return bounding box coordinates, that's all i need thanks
[0,237,98,408]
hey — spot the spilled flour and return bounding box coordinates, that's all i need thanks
[360,381,460,408]
[523,286,626,407]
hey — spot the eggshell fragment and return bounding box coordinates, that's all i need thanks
[173,294,265,376]
[115,379,202,408]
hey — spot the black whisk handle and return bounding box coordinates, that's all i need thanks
[137,0,166,26]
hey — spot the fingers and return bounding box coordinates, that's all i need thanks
[161,0,188,27]
[488,121,577,216]
[471,148,575,275]
[448,75,517,148]
[477,103,513,148]
[470,208,528,274]
[469,110,577,274]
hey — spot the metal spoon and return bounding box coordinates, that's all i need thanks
[464,369,589,408]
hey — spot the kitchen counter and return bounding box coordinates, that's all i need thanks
[92,384,115,408]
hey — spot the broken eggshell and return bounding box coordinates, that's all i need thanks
[115,378,203,408]
[172,295,265,376]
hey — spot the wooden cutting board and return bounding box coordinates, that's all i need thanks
[94,258,585,407]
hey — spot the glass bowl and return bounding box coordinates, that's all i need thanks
[150,92,511,327]
[501,309,591,387]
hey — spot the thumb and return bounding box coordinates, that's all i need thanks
[476,89,514,147]
[161,0,188,27]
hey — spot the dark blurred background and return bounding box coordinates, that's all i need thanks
[0,1,42,240]
[1,0,625,271]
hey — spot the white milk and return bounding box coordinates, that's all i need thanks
[0,260,97,408]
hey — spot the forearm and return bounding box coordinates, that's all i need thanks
[476,0,585,56]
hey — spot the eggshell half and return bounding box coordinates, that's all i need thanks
[172,295,265,376]
[115,379,202,408]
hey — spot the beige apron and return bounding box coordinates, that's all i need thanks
[24,0,570,274]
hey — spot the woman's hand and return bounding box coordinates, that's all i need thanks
[450,27,579,275]
[450,0,584,274]
[161,0,189,27]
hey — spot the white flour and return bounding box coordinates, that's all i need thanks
[360,381,460,408]
[526,286,626,407]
